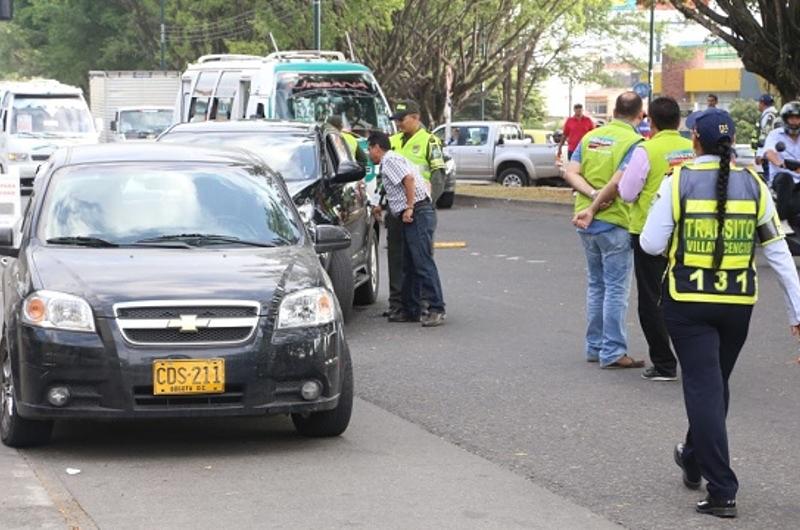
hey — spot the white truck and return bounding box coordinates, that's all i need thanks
[432,121,562,187]
[0,79,99,194]
[89,71,180,142]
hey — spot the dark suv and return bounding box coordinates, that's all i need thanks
[159,121,379,321]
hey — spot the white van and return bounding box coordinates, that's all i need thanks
[174,51,393,134]
[0,80,99,190]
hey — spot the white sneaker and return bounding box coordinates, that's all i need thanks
[781,219,795,235]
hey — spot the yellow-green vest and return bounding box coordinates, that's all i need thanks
[390,128,444,181]
[575,120,643,229]
[341,131,360,158]
[667,162,770,305]
[629,130,694,234]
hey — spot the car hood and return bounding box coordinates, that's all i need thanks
[285,178,317,199]
[29,246,324,317]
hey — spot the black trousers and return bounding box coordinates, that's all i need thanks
[771,171,800,220]
[632,235,675,374]
[384,211,404,312]
[663,296,752,500]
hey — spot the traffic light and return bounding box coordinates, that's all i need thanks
[0,0,12,21]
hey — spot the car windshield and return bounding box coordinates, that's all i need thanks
[37,163,303,246]
[274,72,392,134]
[159,132,317,181]
[119,109,173,138]
[11,95,94,136]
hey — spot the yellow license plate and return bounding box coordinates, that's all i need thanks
[153,359,225,395]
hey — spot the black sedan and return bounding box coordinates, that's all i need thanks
[158,120,378,322]
[0,144,354,447]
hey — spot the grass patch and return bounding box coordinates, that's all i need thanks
[457,183,573,204]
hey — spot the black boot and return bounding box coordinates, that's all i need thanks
[696,495,737,518]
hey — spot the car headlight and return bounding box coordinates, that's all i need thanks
[7,152,29,162]
[276,288,336,329]
[22,290,96,332]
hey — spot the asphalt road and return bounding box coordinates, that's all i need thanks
[11,197,800,529]
[347,197,800,530]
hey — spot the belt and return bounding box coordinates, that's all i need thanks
[413,197,431,208]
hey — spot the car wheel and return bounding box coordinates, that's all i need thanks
[498,167,529,187]
[328,249,354,322]
[291,344,353,437]
[353,230,379,306]
[1,342,53,448]
[436,191,455,209]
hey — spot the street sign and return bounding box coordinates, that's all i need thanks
[633,82,651,99]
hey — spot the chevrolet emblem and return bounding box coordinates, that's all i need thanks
[167,314,210,333]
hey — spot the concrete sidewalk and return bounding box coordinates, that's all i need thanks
[9,398,622,529]
[0,445,65,529]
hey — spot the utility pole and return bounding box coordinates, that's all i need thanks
[647,0,655,100]
[312,0,321,51]
[160,0,166,70]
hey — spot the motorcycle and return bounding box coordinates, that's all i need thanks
[774,142,800,255]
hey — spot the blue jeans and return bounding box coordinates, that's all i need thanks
[401,202,445,317]
[578,226,632,366]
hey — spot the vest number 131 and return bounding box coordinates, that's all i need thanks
[689,269,749,293]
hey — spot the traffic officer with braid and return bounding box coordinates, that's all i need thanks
[378,100,446,320]
[640,108,800,519]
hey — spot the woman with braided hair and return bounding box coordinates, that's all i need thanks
[640,108,800,518]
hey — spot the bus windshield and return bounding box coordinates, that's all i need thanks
[11,95,94,136]
[274,72,392,135]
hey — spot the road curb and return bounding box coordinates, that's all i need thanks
[454,193,573,211]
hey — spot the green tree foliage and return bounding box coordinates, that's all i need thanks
[728,98,760,146]
[0,0,611,125]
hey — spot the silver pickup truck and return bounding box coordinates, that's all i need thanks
[432,121,561,186]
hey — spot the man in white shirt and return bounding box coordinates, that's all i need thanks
[368,132,446,327]
[764,101,800,234]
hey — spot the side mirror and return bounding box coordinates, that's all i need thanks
[314,225,351,253]
[776,141,786,152]
[332,160,365,184]
[110,120,117,132]
[497,137,504,146]
[0,226,18,258]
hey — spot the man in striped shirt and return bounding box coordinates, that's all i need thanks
[368,132,446,327]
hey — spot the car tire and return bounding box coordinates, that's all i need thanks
[328,249,354,322]
[291,344,353,438]
[498,167,529,187]
[1,342,53,448]
[436,191,455,209]
[353,230,379,306]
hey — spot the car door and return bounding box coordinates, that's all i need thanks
[325,131,367,262]
[454,125,492,179]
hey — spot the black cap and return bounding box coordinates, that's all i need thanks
[687,108,736,145]
[758,93,774,105]
[389,100,421,121]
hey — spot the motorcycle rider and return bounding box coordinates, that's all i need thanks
[764,101,800,234]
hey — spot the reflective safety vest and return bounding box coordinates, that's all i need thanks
[576,120,643,229]
[390,128,445,181]
[667,162,771,305]
[630,131,694,234]
[341,131,360,158]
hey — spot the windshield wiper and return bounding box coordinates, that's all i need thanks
[13,131,45,138]
[46,236,119,248]
[135,233,278,248]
